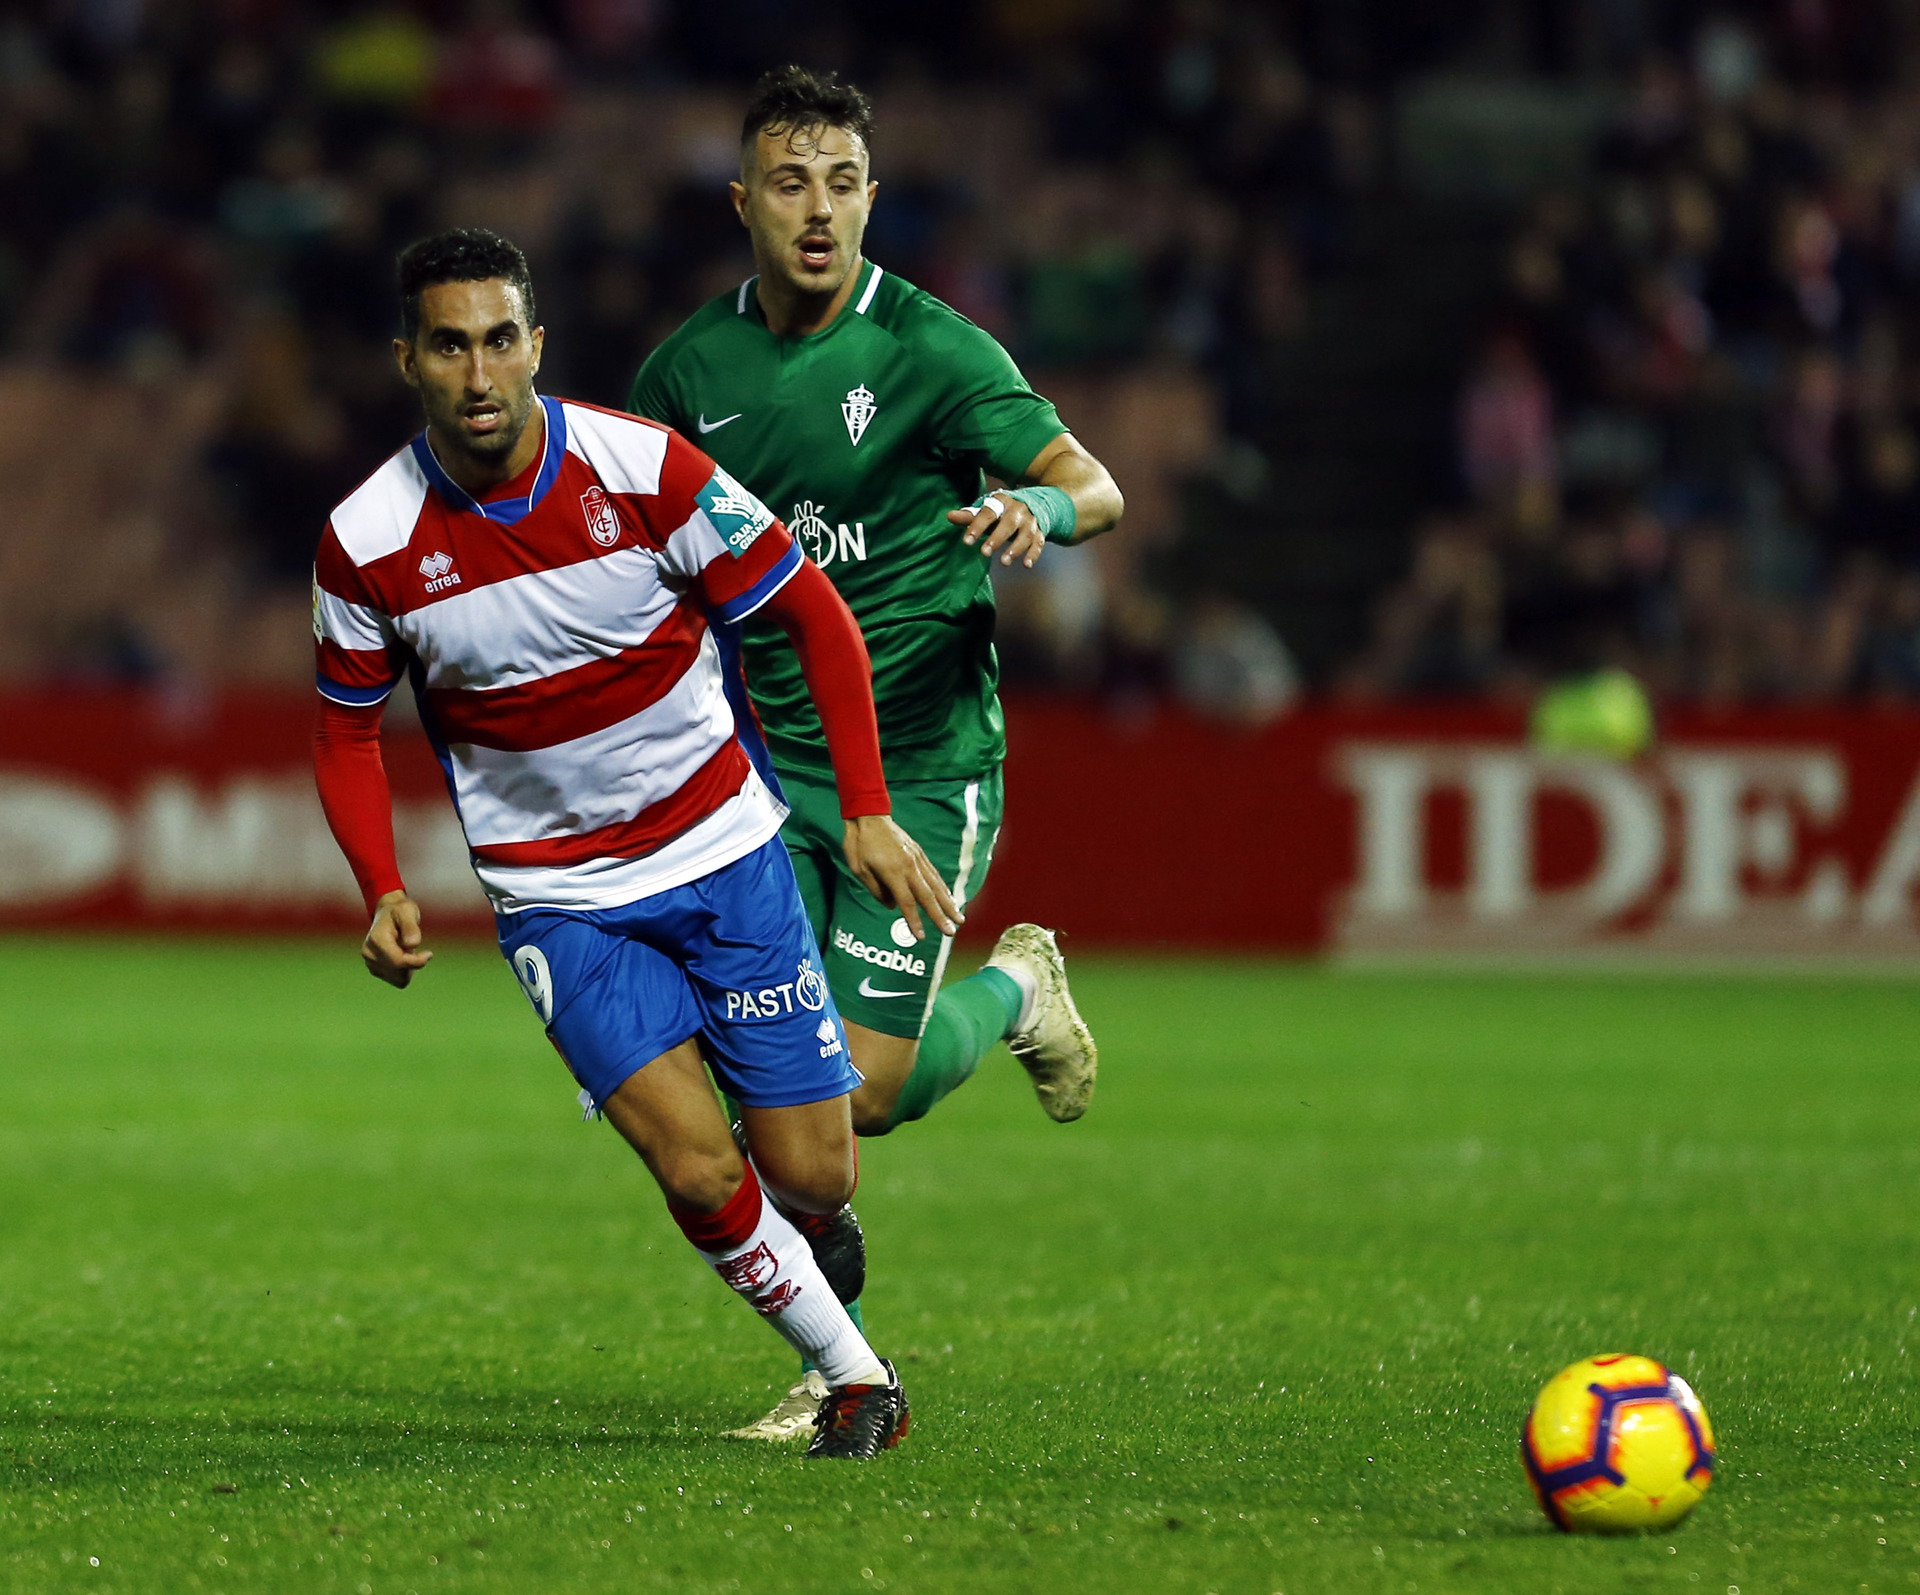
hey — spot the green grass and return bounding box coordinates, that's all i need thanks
[2,940,1917,1594]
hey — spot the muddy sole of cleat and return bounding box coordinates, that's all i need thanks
[1013,1023,1097,1121]
[992,925,1098,1122]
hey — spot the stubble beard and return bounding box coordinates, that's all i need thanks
[433,389,532,471]
[761,218,860,303]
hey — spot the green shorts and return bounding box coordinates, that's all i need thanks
[776,765,1003,1040]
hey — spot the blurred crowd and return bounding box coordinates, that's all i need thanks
[1349,6,1920,705]
[0,0,1270,695]
[8,1,1920,713]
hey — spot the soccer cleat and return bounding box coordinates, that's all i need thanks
[724,1371,830,1442]
[805,1360,910,1459]
[787,1204,867,1305]
[986,924,1098,1122]
[730,1119,866,1303]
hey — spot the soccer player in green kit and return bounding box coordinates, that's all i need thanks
[629,65,1125,1439]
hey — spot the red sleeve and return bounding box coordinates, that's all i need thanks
[759,560,890,819]
[313,699,405,913]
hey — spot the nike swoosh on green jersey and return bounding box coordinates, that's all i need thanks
[858,977,915,999]
[697,412,742,433]
[628,260,1062,783]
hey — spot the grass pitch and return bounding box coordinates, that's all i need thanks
[2,940,1916,1594]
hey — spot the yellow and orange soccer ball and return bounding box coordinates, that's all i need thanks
[1521,1354,1716,1533]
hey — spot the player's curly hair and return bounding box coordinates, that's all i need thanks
[396,228,537,341]
[741,64,874,159]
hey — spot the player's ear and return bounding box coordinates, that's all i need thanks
[529,324,544,376]
[393,337,420,389]
[729,180,749,225]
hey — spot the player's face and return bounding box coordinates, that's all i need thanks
[732,122,876,298]
[395,278,544,465]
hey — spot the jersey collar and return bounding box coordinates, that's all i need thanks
[736,260,884,331]
[412,395,567,526]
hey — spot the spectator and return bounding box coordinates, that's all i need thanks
[1459,328,1559,536]
[12,0,1920,709]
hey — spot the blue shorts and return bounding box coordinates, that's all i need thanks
[495,836,862,1112]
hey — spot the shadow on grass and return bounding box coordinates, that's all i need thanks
[1,1382,737,1491]
[1480,1517,1561,1538]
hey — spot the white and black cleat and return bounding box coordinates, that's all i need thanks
[806,1360,909,1460]
[986,923,1098,1122]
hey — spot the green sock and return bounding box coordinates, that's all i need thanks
[884,967,1024,1131]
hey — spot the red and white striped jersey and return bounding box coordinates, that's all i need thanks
[311,396,804,914]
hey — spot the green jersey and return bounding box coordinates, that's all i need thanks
[627,260,1064,784]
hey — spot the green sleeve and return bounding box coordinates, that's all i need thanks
[627,347,685,431]
[919,312,1066,482]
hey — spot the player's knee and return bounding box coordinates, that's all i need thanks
[758,1150,855,1215]
[655,1143,745,1215]
[848,1083,896,1138]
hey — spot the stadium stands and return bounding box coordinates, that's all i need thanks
[4,2,1918,709]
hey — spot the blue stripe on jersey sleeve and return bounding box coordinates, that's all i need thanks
[710,540,803,624]
[316,672,399,707]
[712,618,785,804]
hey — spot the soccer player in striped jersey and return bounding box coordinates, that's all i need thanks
[310,228,961,1459]
[630,66,1126,1440]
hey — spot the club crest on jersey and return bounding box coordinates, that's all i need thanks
[841,383,877,446]
[581,484,620,547]
[418,550,460,594]
[697,465,774,556]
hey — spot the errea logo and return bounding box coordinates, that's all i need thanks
[419,550,460,594]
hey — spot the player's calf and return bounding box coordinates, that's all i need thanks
[669,1162,886,1390]
[739,1098,857,1213]
[731,1117,867,1305]
[843,1028,923,1135]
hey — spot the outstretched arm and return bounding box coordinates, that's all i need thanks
[949,431,1125,569]
[758,561,961,942]
[313,700,432,987]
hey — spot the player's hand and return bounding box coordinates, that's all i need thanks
[842,815,962,942]
[363,891,433,988]
[949,494,1047,570]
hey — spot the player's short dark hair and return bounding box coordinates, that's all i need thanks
[741,64,874,161]
[396,228,537,341]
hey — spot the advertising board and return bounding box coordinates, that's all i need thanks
[7,691,1920,960]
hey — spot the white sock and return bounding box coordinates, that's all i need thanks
[1005,965,1039,1032]
[693,1194,885,1386]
